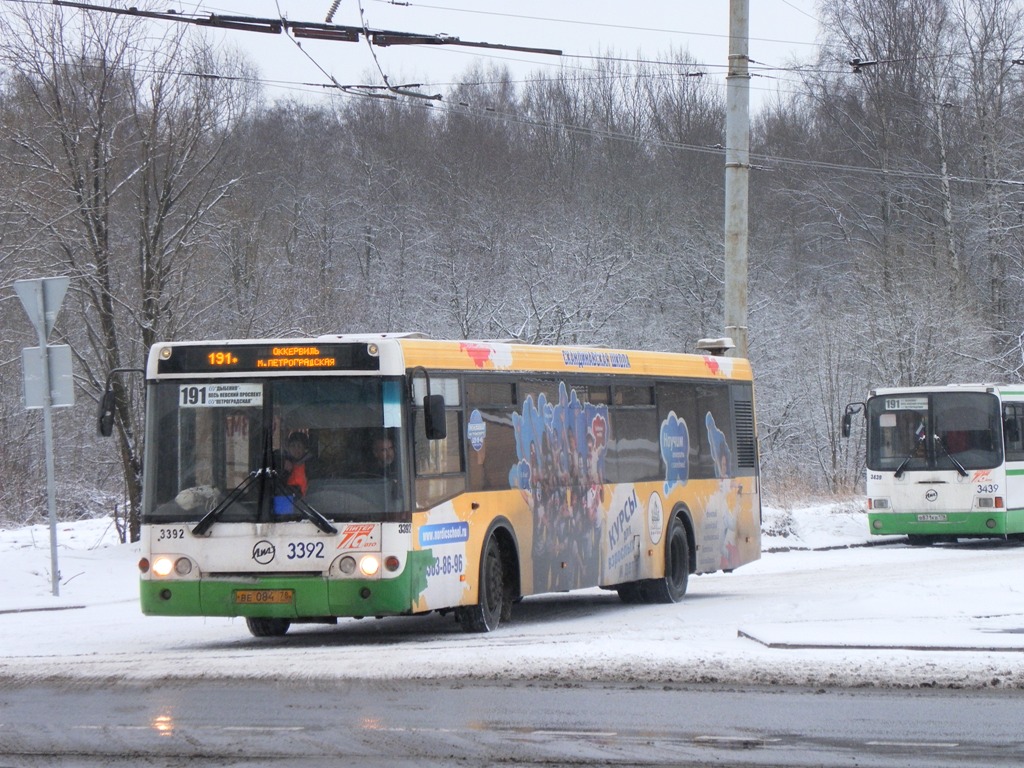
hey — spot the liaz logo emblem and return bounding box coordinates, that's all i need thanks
[925,490,938,502]
[337,523,379,550]
[253,540,276,564]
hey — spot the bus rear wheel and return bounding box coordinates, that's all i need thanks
[245,617,291,637]
[641,516,690,604]
[457,535,507,633]
[616,582,645,603]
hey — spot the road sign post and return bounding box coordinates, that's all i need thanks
[14,277,71,598]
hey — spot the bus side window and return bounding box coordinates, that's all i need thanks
[465,380,517,492]
[1005,404,1024,462]
[607,385,659,483]
[412,377,466,507]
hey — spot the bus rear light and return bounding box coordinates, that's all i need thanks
[384,555,400,572]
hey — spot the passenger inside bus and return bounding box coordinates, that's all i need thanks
[282,431,313,497]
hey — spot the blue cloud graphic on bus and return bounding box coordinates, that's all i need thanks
[660,412,689,493]
[706,412,732,478]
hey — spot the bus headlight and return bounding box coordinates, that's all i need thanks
[359,555,381,577]
[332,554,383,578]
[870,498,890,510]
[152,556,175,577]
[149,556,193,578]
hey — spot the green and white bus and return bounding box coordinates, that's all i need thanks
[843,385,1024,543]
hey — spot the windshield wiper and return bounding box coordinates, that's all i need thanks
[935,435,969,477]
[192,422,337,536]
[192,468,339,536]
[269,471,338,534]
[192,469,267,536]
[894,454,915,479]
[193,425,277,536]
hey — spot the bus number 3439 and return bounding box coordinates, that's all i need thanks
[426,554,464,577]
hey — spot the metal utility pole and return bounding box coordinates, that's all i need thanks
[724,0,750,358]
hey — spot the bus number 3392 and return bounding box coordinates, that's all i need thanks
[287,542,325,559]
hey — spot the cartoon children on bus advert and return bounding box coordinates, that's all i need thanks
[508,383,608,593]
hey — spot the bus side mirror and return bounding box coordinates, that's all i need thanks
[97,387,116,437]
[424,394,447,440]
[841,402,864,439]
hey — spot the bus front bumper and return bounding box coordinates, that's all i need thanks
[141,573,417,619]
[868,509,1024,537]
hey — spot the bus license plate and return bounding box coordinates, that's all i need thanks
[916,514,947,522]
[234,589,294,605]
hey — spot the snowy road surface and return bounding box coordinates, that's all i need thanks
[2,503,1023,689]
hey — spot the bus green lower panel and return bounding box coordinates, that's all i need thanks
[141,573,415,619]
[868,509,1024,537]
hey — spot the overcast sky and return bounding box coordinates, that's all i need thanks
[179,1,822,106]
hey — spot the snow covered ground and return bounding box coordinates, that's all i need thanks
[2,502,1023,690]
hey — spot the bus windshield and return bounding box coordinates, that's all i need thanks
[866,391,1002,473]
[144,376,409,525]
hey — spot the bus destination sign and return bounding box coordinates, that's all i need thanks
[157,343,380,374]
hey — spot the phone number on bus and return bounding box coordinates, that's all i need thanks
[426,554,464,577]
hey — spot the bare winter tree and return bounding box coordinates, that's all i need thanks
[4,1,1024,514]
[0,5,257,538]
[951,0,1024,350]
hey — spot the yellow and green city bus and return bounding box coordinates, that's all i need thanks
[120,334,761,636]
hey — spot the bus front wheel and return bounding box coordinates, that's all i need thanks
[245,617,291,637]
[457,535,508,633]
